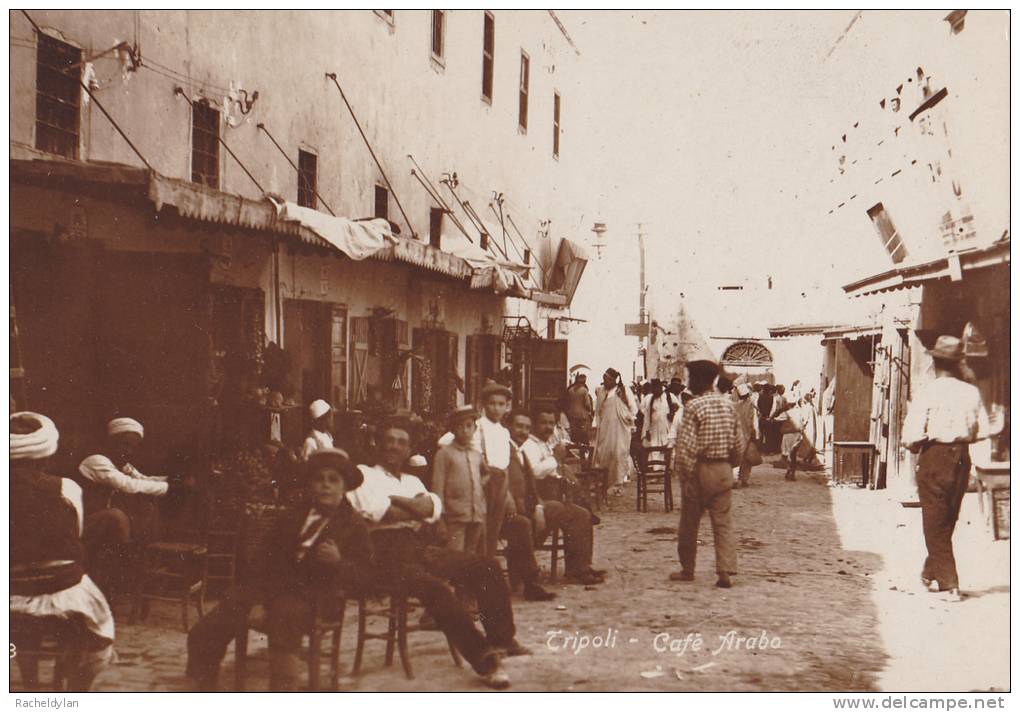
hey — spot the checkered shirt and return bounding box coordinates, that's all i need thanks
[674,391,746,479]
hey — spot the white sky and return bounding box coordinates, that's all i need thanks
[562,10,1009,377]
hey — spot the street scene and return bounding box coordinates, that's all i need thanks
[8,9,1010,700]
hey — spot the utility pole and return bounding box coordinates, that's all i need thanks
[637,222,648,379]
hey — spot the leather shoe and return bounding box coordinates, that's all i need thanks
[716,573,732,588]
[523,583,557,601]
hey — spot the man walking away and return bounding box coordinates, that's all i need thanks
[902,335,1002,602]
[669,358,747,589]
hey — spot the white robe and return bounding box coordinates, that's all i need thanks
[594,386,635,486]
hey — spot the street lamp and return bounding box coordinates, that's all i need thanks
[591,222,608,259]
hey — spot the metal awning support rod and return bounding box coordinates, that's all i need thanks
[506,213,551,286]
[21,11,153,171]
[174,87,264,193]
[488,203,527,264]
[441,180,493,249]
[407,154,474,242]
[326,72,416,238]
[463,200,509,260]
[256,122,335,216]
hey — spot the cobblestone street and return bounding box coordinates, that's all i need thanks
[82,460,890,692]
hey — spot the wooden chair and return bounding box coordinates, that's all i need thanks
[352,595,462,679]
[636,445,674,513]
[566,443,608,511]
[233,596,347,691]
[230,503,347,690]
[130,541,207,631]
[10,561,102,692]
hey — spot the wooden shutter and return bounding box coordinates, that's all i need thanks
[528,339,568,414]
[350,316,370,406]
[329,306,348,409]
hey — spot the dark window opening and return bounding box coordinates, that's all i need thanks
[518,51,530,131]
[297,150,318,209]
[481,12,495,102]
[374,185,389,220]
[431,10,445,61]
[429,207,444,248]
[867,202,908,264]
[553,92,561,158]
[191,101,220,189]
[35,33,81,159]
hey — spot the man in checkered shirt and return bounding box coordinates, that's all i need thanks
[669,358,747,588]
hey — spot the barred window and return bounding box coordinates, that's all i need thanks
[297,149,317,209]
[35,33,81,159]
[191,101,220,189]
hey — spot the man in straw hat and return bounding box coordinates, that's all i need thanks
[187,448,373,690]
[11,411,115,690]
[902,335,1003,602]
[670,355,747,589]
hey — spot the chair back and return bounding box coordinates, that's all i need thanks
[638,446,673,477]
[236,502,288,582]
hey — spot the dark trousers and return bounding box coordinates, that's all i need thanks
[568,417,591,445]
[500,515,541,587]
[536,500,593,576]
[186,586,321,690]
[82,508,133,600]
[371,529,514,673]
[916,443,971,591]
[677,462,737,575]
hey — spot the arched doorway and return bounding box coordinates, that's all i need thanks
[721,340,774,383]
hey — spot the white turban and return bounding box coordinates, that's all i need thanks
[107,417,144,439]
[10,412,60,461]
[309,399,331,420]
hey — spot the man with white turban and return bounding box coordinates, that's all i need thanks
[10,412,115,690]
[77,417,191,597]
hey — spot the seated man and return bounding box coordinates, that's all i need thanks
[11,412,115,691]
[187,448,372,691]
[77,417,193,597]
[512,408,607,586]
[348,423,530,688]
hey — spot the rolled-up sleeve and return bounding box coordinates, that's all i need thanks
[79,456,169,497]
[404,474,442,524]
[521,440,559,480]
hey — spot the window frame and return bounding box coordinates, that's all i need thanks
[374,184,390,221]
[552,91,561,159]
[429,207,444,248]
[191,100,221,189]
[518,50,530,133]
[297,149,318,209]
[431,10,446,65]
[481,11,495,104]
[35,32,82,160]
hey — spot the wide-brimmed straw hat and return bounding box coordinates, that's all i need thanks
[927,335,965,362]
[304,447,363,488]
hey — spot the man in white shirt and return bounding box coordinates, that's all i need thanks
[902,336,1001,601]
[78,417,192,597]
[347,422,528,689]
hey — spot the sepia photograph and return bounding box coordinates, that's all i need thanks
[6,7,1011,703]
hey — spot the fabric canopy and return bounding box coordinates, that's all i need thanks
[440,227,531,295]
[271,199,398,260]
[546,238,589,305]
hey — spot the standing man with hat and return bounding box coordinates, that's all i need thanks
[734,383,761,488]
[187,447,373,690]
[902,335,1002,602]
[670,357,747,588]
[300,399,335,462]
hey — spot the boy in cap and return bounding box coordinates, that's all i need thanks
[187,448,372,690]
[433,406,487,554]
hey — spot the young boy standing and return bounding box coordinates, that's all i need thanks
[432,406,487,554]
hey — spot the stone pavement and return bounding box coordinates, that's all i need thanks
[831,484,1009,692]
[30,460,894,692]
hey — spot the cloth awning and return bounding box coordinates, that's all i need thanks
[269,199,397,261]
[842,240,1010,297]
[546,238,589,306]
